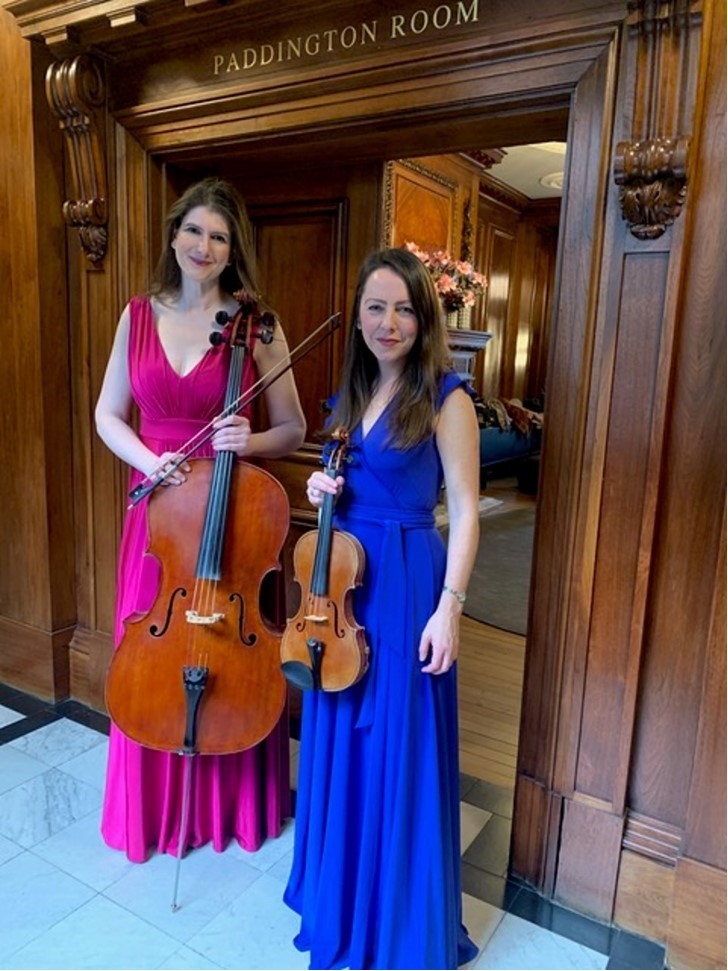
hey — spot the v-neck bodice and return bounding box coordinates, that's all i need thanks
[127,295,255,454]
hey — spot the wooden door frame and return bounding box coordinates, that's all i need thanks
[98,18,627,895]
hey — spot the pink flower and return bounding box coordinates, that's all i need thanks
[405,240,488,311]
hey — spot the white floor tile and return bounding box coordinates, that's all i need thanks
[472,912,610,970]
[0,767,102,848]
[461,801,492,853]
[187,872,310,970]
[60,737,108,791]
[230,817,295,873]
[158,944,224,969]
[0,832,22,867]
[8,718,106,768]
[0,745,48,795]
[0,704,25,729]
[462,892,507,959]
[104,841,263,944]
[0,851,96,963]
[4,894,181,970]
[32,808,135,892]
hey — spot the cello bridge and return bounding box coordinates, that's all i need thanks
[185,609,225,625]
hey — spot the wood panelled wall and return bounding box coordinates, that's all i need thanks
[0,0,724,965]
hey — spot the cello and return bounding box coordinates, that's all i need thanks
[280,429,370,692]
[105,296,291,757]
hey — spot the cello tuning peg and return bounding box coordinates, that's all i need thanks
[259,314,275,345]
[215,310,231,325]
[209,331,226,346]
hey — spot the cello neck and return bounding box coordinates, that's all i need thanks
[194,340,246,581]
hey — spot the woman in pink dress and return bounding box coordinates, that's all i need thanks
[95,177,306,862]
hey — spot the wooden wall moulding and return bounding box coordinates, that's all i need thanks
[45,54,108,267]
[382,159,459,253]
[613,0,701,239]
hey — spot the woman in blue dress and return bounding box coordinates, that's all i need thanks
[284,247,481,970]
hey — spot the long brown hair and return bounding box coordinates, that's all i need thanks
[150,177,261,300]
[327,247,451,449]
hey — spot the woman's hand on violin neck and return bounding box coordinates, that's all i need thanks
[149,451,191,486]
[306,471,344,508]
[212,413,252,456]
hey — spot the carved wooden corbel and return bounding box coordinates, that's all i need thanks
[614,0,700,240]
[45,55,108,267]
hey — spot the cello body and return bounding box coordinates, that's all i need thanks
[106,458,289,755]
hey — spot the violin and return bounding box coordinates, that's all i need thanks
[106,295,292,756]
[280,429,369,692]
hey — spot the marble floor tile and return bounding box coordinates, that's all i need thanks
[186,871,310,970]
[0,745,48,796]
[158,944,224,969]
[229,817,296,874]
[0,704,25,729]
[0,767,102,848]
[4,893,181,970]
[104,840,265,944]
[8,717,107,768]
[473,912,610,970]
[462,801,493,853]
[1,710,647,971]
[31,808,135,892]
[462,891,507,963]
[59,736,109,791]
[0,851,96,963]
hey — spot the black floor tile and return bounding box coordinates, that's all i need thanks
[0,683,53,716]
[461,777,514,818]
[462,862,522,911]
[462,812,512,877]
[459,772,479,801]
[508,885,616,956]
[56,699,110,735]
[606,929,666,970]
[0,708,62,744]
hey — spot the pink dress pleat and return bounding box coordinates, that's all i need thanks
[101,295,291,863]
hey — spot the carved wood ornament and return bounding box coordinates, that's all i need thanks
[614,0,699,239]
[45,55,108,267]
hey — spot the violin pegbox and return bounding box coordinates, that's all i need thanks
[322,428,355,476]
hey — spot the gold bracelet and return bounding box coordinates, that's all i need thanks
[443,584,466,604]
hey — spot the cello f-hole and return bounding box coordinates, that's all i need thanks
[229,592,257,646]
[150,587,188,637]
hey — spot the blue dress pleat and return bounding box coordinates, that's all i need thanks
[284,373,479,970]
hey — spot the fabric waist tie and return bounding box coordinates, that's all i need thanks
[139,417,210,443]
[337,503,437,729]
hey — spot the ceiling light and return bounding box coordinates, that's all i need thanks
[539,171,564,190]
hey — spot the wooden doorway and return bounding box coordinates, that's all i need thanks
[105,25,619,899]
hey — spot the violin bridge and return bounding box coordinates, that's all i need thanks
[185,609,225,625]
[303,613,328,624]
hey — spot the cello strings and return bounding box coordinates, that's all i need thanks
[132,312,341,503]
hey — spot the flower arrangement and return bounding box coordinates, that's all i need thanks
[405,241,487,312]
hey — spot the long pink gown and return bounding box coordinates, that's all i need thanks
[101,295,291,863]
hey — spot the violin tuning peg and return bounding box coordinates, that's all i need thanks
[209,331,226,346]
[215,310,231,325]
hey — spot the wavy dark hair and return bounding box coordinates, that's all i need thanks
[327,247,451,449]
[150,177,261,300]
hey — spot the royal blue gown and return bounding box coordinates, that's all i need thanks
[284,372,478,970]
